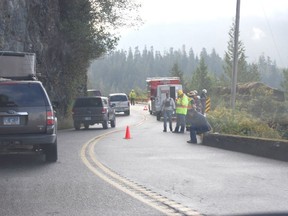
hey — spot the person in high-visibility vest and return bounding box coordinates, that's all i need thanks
[186,90,197,131]
[129,89,136,105]
[173,89,189,133]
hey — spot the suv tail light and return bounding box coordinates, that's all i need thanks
[101,108,107,114]
[47,111,55,125]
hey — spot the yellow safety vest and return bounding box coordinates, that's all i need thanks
[176,95,189,115]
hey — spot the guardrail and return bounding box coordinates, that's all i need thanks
[203,133,288,162]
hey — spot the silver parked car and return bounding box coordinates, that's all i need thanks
[109,93,130,115]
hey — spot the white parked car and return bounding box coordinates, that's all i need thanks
[108,93,130,115]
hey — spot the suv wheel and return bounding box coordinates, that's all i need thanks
[45,140,58,162]
[110,118,116,128]
[84,123,89,129]
[74,121,81,130]
[102,120,108,129]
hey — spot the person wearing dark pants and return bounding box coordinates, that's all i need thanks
[186,108,212,144]
[173,90,189,133]
[161,92,175,132]
[129,89,136,105]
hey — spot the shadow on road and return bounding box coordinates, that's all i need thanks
[0,153,48,168]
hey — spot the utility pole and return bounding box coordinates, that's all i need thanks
[231,0,241,109]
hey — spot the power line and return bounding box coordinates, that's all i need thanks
[261,3,284,66]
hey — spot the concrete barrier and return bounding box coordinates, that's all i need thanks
[202,133,288,162]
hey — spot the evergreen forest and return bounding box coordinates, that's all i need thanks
[88,45,284,97]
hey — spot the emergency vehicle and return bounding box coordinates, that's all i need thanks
[146,77,183,120]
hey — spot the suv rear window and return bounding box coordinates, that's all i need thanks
[0,82,46,107]
[109,95,128,102]
[74,98,102,107]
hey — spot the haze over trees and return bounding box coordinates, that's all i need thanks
[88,45,283,96]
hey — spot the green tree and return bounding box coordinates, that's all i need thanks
[222,21,247,86]
[55,0,141,116]
[247,63,261,82]
[190,52,212,92]
[170,63,186,90]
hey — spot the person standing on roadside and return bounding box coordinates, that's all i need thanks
[173,89,189,133]
[129,89,136,105]
[161,92,176,132]
[186,90,196,130]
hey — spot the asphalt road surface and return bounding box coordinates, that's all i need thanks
[0,104,288,216]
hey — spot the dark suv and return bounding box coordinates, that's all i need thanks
[0,79,58,162]
[72,96,116,130]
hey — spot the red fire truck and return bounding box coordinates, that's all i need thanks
[146,77,183,120]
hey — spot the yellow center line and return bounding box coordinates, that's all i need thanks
[80,108,202,216]
[80,135,177,215]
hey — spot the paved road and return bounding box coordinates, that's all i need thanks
[93,104,288,216]
[1,104,288,216]
[0,105,165,216]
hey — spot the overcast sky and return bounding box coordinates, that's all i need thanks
[116,0,288,67]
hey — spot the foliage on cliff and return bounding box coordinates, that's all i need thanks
[0,0,141,118]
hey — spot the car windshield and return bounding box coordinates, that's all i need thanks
[0,82,46,107]
[74,98,102,107]
[110,95,127,102]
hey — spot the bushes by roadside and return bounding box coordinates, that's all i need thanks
[207,107,282,139]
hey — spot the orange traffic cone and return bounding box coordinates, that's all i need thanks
[124,126,131,139]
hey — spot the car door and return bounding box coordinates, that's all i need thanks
[102,97,114,120]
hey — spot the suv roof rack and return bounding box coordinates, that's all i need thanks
[0,51,37,81]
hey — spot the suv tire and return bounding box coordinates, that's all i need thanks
[102,120,108,129]
[84,123,89,129]
[45,140,58,162]
[74,121,81,130]
[111,118,116,128]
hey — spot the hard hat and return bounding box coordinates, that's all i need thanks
[202,89,207,93]
[187,90,195,96]
[177,90,183,96]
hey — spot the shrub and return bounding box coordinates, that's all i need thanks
[207,107,281,139]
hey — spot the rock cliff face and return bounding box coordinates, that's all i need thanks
[1,1,60,73]
[0,0,60,70]
[0,0,78,116]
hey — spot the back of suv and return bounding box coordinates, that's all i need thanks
[72,96,116,130]
[0,79,58,162]
[109,93,130,115]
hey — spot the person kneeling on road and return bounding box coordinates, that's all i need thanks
[186,108,212,144]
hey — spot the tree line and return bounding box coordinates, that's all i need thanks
[88,21,287,98]
[88,45,284,97]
